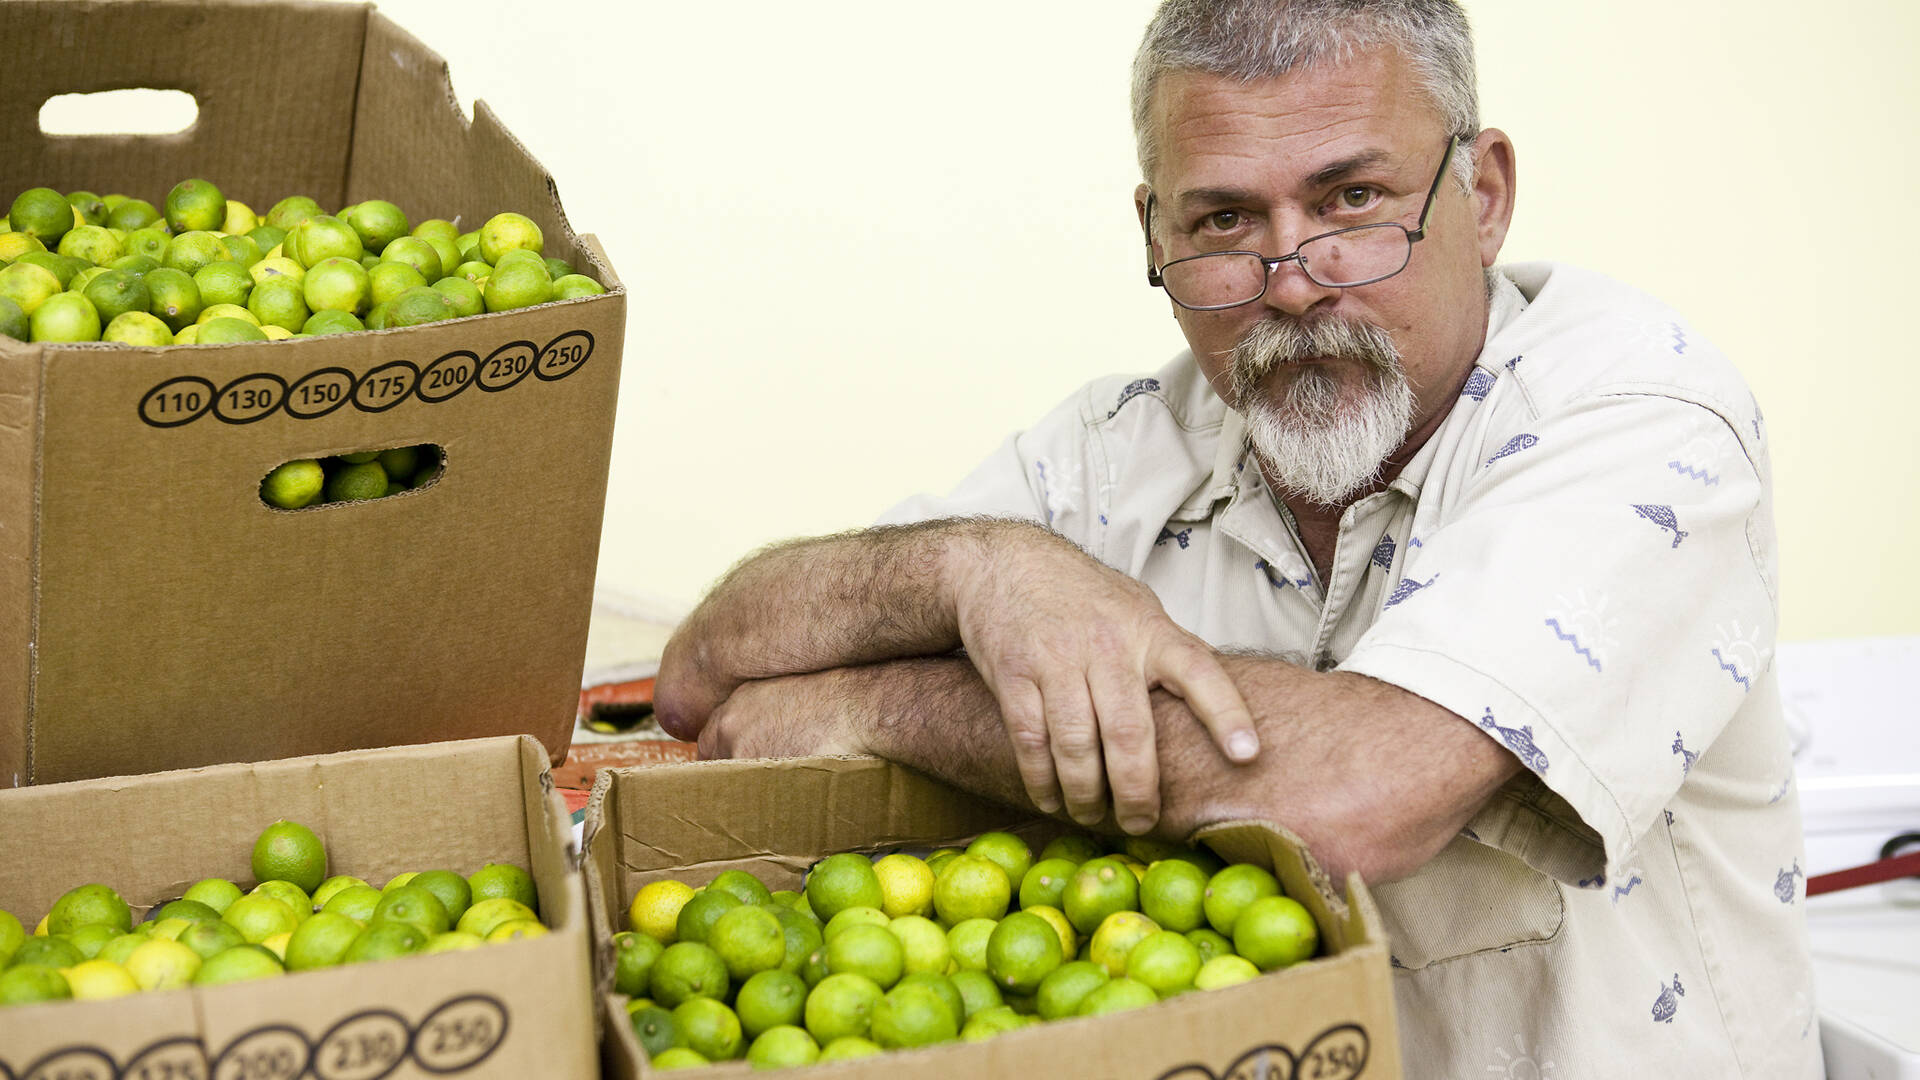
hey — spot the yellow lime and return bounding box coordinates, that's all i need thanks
[477,212,542,263]
[630,879,696,943]
[818,1035,882,1060]
[1023,904,1077,960]
[193,945,285,985]
[221,198,259,235]
[455,896,536,938]
[887,915,951,975]
[1194,953,1261,990]
[421,931,485,954]
[57,224,121,266]
[933,854,1011,926]
[64,958,139,1000]
[249,255,303,287]
[123,938,201,990]
[871,854,935,918]
[302,256,370,314]
[1088,910,1160,977]
[0,261,62,315]
[485,918,547,942]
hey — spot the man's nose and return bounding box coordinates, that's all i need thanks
[1261,235,1339,317]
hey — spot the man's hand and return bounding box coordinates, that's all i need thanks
[945,525,1258,834]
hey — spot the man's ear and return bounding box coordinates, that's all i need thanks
[1135,183,1163,272]
[1471,129,1517,268]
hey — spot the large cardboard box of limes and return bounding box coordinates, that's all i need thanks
[582,756,1402,1079]
[0,0,626,785]
[0,734,598,1079]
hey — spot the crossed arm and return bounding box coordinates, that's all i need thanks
[656,518,1519,884]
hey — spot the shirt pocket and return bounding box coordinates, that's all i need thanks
[1369,834,1566,970]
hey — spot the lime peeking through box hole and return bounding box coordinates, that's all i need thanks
[261,444,441,508]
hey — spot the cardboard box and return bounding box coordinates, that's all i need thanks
[0,0,627,785]
[0,734,597,1079]
[582,756,1402,1079]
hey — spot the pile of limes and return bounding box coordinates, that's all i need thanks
[0,819,546,1006]
[615,831,1318,1070]
[259,444,440,509]
[0,180,606,345]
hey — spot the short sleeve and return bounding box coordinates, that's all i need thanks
[1338,391,1773,885]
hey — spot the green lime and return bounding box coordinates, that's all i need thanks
[824,923,903,989]
[289,215,363,268]
[66,265,107,294]
[408,870,472,925]
[766,904,823,974]
[192,945,284,986]
[477,211,542,263]
[675,888,742,944]
[67,191,108,227]
[107,253,158,275]
[870,981,958,1049]
[552,272,603,298]
[123,226,171,263]
[803,971,883,1042]
[468,863,538,915]
[0,964,73,1004]
[221,233,264,268]
[97,932,149,967]
[1125,929,1201,995]
[311,875,370,910]
[65,923,120,959]
[0,262,60,317]
[958,1004,1028,1042]
[1231,894,1318,971]
[162,230,227,275]
[1186,927,1233,965]
[945,917,995,972]
[322,885,383,924]
[452,259,492,286]
[541,256,574,281]
[649,1047,708,1070]
[1063,857,1140,935]
[897,971,965,1029]
[194,260,253,307]
[246,274,307,332]
[152,899,222,926]
[265,195,322,231]
[1019,858,1080,911]
[183,878,243,916]
[50,883,133,936]
[671,995,744,1060]
[371,884,451,937]
[253,820,327,893]
[28,290,101,342]
[806,854,885,923]
[165,179,225,233]
[195,302,257,327]
[84,269,150,323]
[1088,910,1159,976]
[429,275,484,318]
[13,935,83,968]
[412,217,460,246]
[176,920,247,961]
[481,259,551,312]
[343,200,409,253]
[944,969,998,1021]
[1035,959,1109,1019]
[366,260,425,307]
[822,906,889,942]
[381,235,443,282]
[0,295,23,341]
[1194,953,1261,990]
[933,854,1011,926]
[651,940,730,1007]
[10,188,73,245]
[706,869,774,908]
[57,224,121,266]
[343,920,425,963]
[746,1024,819,1068]
[324,460,389,502]
[14,251,84,288]
[734,968,807,1037]
[1076,975,1157,1016]
[223,895,299,944]
[144,266,202,330]
[248,224,287,252]
[198,315,266,344]
[709,903,785,982]
[817,1035,882,1061]
[1140,859,1210,933]
[284,911,362,970]
[888,914,952,974]
[302,256,370,314]
[0,908,23,967]
[1203,863,1280,937]
[385,284,453,326]
[986,911,1063,994]
[107,198,160,231]
[454,229,480,260]
[301,308,363,336]
[421,931,485,954]
[455,897,536,938]
[0,230,45,263]
[628,1004,684,1057]
[966,832,1034,890]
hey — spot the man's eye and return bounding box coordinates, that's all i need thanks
[1339,187,1375,209]
[1203,210,1242,231]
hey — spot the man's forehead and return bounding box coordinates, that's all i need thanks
[1150,51,1444,196]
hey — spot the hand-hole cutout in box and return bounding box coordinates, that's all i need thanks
[39,89,199,136]
[260,444,442,509]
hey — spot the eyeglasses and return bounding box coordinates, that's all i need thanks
[1144,136,1460,310]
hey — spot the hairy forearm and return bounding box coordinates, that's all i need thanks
[656,516,1061,737]
[848,654,1517,884]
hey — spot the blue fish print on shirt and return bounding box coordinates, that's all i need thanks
[1653,975,1686,1023]
[1577,874,1607,890]
[1106,377,1162,420]
[1255,558,1312,591]
[1633,504,1688,548]
[1370,533,1396,570]
[1478,708,1550,773]
[1484,433,1539,468]
[1506,354,1525,370]
[1774,861,1804,904]
[1384,574,1439,608]
[1672,731,1699,776]
[1611,872,1645,905]
[1461,369,1496,401]
[1155,527,1192,550]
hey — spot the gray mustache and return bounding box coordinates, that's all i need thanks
[1228,317,1402,403]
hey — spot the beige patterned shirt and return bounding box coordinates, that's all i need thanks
[881,264,1821,1079]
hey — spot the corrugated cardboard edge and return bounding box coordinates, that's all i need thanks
[581,765,619,1042]
[0,338,44,786]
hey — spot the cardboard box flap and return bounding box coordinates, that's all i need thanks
[347,12,610,284]
[0,345,37,789]
[0,0,366,207]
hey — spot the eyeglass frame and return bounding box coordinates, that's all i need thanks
[1142,134,1462,310]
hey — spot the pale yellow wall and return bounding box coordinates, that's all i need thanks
[258,3,1920,637]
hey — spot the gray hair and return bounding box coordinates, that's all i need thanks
[1131,0,1481,189]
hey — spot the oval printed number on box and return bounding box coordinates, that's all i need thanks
[213,372,287,425]
[351,362,418,413]
[475,341,537,392]
[18,1047,116,1080]
[121,1036,210,1080]
[311,1009,410,1080]
[211,1025,309,1080]
[412,995,509,1074]
[285,367,356,420]
[534,330,592,382]
[139,376,216,428]
[417,350,479,403]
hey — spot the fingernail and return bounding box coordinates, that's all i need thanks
[1228,731,1259,761]
[1120,816,1153,835]
[1073,810,1104,827]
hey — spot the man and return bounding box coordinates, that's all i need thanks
[655,1,1820,1075]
